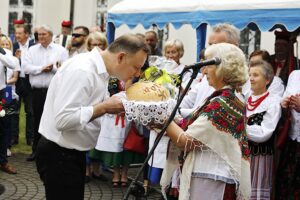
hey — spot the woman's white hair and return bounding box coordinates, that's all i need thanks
[205,43,248,91]
[163,39,184,58]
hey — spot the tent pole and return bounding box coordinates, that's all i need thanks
[196,24,207,62]
[107,22,116,44]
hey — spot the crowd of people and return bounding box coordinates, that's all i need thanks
[0,20,299,200]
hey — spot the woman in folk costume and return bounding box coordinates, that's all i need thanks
[155,43,251,200]
[276,69,300,199]
[270,30,300,86]
[246,60,282,199]
[249,50,285,98]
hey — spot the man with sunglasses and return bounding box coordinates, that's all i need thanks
[69,26,89,58]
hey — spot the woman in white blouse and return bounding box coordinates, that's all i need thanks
[276,69,300,198]
[246,60,281,199]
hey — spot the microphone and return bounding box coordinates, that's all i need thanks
[185,57,221,71]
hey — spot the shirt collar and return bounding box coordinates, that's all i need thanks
[18,39,29,48]
[39,42,55,49]
[91,48,109,79]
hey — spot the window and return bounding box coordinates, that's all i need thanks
[8,0,34,36]
[23,0,33,6]
[9,0,18,6]
[240,27,261,57]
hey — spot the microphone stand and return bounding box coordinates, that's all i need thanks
[123,66,200,200]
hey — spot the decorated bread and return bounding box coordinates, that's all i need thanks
[126,81,170,102]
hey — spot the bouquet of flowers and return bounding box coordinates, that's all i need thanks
[140,56,181,99]
[0,98,7,117]
[0,96,14,117]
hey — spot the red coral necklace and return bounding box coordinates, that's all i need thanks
[247,92,269,111]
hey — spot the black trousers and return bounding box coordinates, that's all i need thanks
[14,77,34,142]
[0,116,9,165]
[36,136,86,200]
[0,89,8,165]
[31,88,47,154]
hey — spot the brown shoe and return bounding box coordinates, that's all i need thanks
[0,163,17,174]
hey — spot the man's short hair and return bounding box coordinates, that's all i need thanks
[249,50,271,64]
[145,30,158,39]
[108,34,151,55]
[39,24,53,36]
[74,26,90,36]
[14,24,30,34]
[212,23,240,45]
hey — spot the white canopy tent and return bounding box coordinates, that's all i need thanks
[107,0,300,61]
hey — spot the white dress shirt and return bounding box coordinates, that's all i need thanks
[0,49,18,90]
[18,39,30,78]
[246,93,282,143]
[23,42,68,88]
[282,70,300,142]
[39,48,110,151]
[268,76,285,98]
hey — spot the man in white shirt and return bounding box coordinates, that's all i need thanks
[23,24,68,161]
[35,34,150,200]
[0,47,18,174]
[12,24,35,146]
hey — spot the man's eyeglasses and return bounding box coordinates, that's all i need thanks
[72,33,86,38]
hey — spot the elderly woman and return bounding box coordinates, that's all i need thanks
[276,69,300,198]
[249,50,285,97]
[164,39,184,67]
[247,60,281,199]
[86,31,107,52]
[157,43,251,200]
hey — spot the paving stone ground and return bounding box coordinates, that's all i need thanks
[0,153,162,200]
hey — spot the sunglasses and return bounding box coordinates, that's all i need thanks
[72,33,86,38]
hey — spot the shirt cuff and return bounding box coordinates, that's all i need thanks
[180,108,193,118]
[80,106,93,125]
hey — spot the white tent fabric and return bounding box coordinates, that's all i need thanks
[108,0,300,31]
[107,0,300,57]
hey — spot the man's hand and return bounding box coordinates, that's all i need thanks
[15,49,21,58]
[102,95,125,114]
[281,96,291,108]
[91,96,125,121]
[42,64,53,72]
[290,95,300,113]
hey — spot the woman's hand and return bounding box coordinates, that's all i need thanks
[290,95,300,113]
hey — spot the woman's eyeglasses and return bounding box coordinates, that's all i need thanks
[90,43,105,49]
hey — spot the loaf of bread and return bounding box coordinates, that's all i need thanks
[126,81,170,102]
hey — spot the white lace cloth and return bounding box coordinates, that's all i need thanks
[122,99,176,126]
